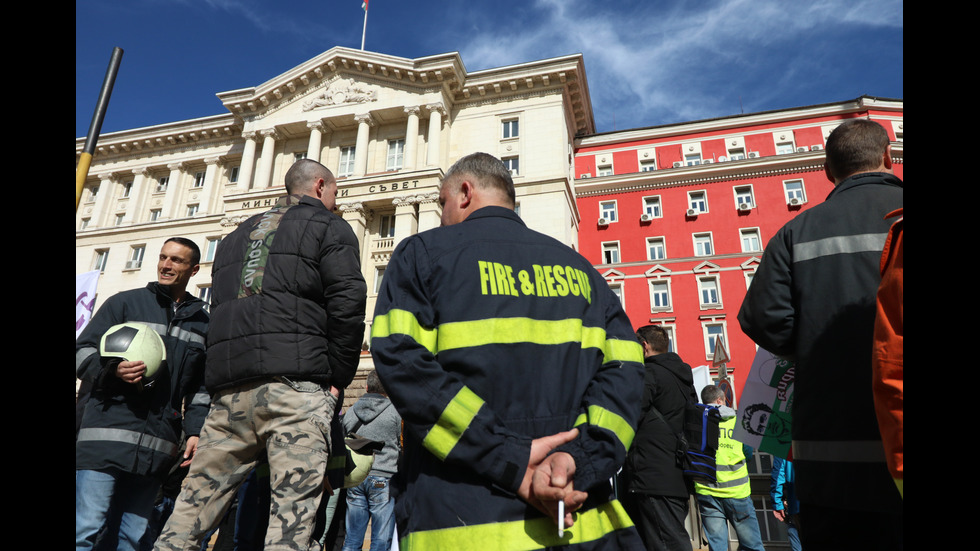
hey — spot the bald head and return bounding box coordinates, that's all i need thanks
[285,159,334,195]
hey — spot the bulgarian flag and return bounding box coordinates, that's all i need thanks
[362,0,368,9]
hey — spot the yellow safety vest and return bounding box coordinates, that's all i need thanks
[695,416,751,499]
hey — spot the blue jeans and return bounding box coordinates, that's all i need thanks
[696,494,765,551]
[76,469,160,551]
[342,476,395,551]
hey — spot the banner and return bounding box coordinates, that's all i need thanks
[732,347,795,459]
[76,270,100,340]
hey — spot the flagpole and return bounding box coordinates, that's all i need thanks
[360,1,368,50]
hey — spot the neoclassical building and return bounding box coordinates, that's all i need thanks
[76,47,596,372]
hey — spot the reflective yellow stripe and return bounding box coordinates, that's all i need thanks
[371,309,438,355]
[577,405,635,451]
[423,386,485,461]
[604,338,644,364]
[400,500,634,551]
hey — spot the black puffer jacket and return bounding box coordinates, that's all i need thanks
[206,194,367,392]
[622,352,698,498]
[75,282,209,480]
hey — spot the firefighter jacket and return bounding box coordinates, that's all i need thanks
[695,409,751,499]
[737,171,903,513]
[370,207,646,550]
[75,282,210,480]
[206,194,367,393]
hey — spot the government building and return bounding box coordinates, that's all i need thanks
[76,45,902,549]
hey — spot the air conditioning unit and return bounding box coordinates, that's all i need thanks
[598,217,610,226]
[125,260,142,270]
[579,173,592,178]
[686,208,698,217]
[738,203,751,211]
[789,197,802,206]
[811,144,824,151]
[702,159,713,164]
[640,213,652,222]
[717,156,728,162]
[796,146,809,153]
[672,161,683,168]
[747,151,760,158]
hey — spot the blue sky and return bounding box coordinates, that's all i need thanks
[76,0,903,138]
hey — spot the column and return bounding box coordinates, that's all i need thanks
[426,103,445,167]
[353,113,375,177]
[307,120,328,162]
[416,192,442,232]
[403,106,420,171]
[92,173,115,227]
[338,202,371,273]
[392,196,420,247]
[253,129,279,190]
[199,157,222,215]
[122,168,149,224]
[162,162,184,220]
[238,131,258,190]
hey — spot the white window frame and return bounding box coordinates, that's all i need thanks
[193,171,206,188]
[727,147,746,161]
[89,184,100,201]
[601,241,621,264]
[155,177,168,193]
[386,139,405,171]
[198,285,213,305]
[740,228,762,253]
[339,146,356,177]
[149,209,161,222]
[503,156,520,177]
[599,200,618,223]
[685,152,703,166]
[783,179,807,205]
[642,196,662,219]
[121,181,133,198]
[694,232,714,257]
[698,276,722,308]
[114,213,125,226]
[186,204,199,217]
[379,213,395,239]
[597,164,613,177]
[688,190,708,214]
[649,279,672,312]
[733,185,755,209]
[647,236,666,261]
[205,237,222,263]
[608,281,625,308]
[127,245,145,270]
[702,321,729,361]
[501,118,519,140]
[639,159,657,172]
[374,265,387,294]
[229,166,240,184]
[93,249,109,272]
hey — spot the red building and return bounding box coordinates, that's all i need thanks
[573,96,903,399]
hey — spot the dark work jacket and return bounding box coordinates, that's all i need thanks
[206,194,367,393]
[623,352,698,498]
[75,282,210,480]
[738,172,903,513]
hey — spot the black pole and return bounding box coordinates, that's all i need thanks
[77,47,124,211]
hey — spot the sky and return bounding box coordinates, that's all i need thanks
[76,0,903,138]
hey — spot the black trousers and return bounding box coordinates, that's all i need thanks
[624,494,692,551]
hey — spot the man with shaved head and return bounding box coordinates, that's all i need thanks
[155,159,367,551]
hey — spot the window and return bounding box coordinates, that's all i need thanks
[601,242,620,264]
[734,186,755,209]
[703,322,727,360]
[93,249,109,272]
[205,237,222,263]
[740,228,762,253]
[503,157,519,177]
[80,218,90,230]
[647,237,666,261]
[198,286,212,305]
[698,277,721,307]
[640,159,656,172]
[339,146,356,177]
[688,191,707,214]
[776,141,795,155]
[229,166,240,183]
[727,147,746,161]
[783,179,807,204]
[502,119,519,139]
[685,153,703,166]
[193,171,205,188]
[294,152,307,162]
[650,280,671,311]
[114,213,125,226]
[386,139,405,171]
[643,196,662,219]
[694,233,713,256]
[122,182,133,198]
[600,201,618,223]
[89,185,100,201]
[127,246,145,270]
[186,204,199,217]
[149,209,161,222]
[609,282,624,307]
[374,266,386,294]
[156,177,168,192]
[597,164,613,177]
[379,214,395,239]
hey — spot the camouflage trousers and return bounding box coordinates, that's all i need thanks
[154,377,337,551]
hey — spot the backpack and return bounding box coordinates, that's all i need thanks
[676,402,722,483]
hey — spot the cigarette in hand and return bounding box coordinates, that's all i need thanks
[558,500,564,538]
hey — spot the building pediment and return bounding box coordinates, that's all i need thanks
[644,264,671,277]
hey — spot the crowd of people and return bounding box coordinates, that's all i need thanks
[77,119,902,551]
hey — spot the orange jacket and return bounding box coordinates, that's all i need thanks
[872,208,903,495]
